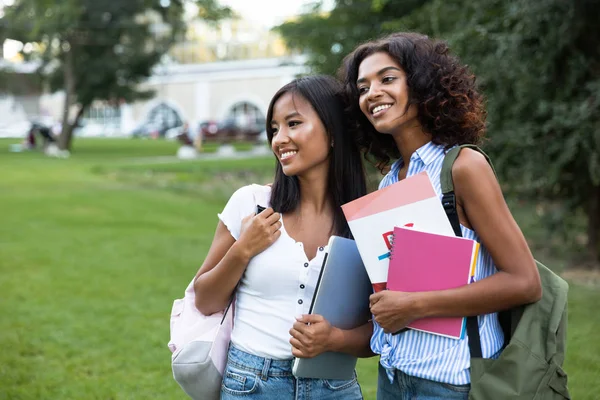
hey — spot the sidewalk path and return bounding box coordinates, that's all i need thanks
[124,146,272,165]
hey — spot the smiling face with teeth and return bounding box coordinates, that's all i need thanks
[356,51,420,136]
[269,92,330,178]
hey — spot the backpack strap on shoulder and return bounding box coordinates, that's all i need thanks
[441,144,496,194]
[440,147,462,237]
[440,144,495,359]
[441,144,497,237]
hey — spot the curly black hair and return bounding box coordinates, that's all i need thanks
[339,32,487,171]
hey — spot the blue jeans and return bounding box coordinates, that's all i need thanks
[221,345,363,399]
[377,364,470,400]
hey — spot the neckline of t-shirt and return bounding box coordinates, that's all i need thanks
[279,215,329,263]
[254,185,330,261]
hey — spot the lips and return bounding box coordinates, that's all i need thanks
[370,103,393,116]
[279,150,297,161]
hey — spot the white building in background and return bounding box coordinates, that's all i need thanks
[0,17,308,139]
[134,55,307,137]
[36,55,307,139]
[0,59,50,138]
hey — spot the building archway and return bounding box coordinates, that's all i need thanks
[130,101,185,138]
[225,101,265,131]
[147,102,183,127]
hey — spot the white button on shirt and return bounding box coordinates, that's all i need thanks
[218,184,329,360]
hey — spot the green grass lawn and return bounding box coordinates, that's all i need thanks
[1,138,598,399]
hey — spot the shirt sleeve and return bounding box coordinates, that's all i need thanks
[217,185,258,240]
[378,173,391,190]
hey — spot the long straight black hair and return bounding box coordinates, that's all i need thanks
[265,75,367,238]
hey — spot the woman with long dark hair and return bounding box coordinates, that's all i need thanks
[194,75,371,399]
[341,33,542,399]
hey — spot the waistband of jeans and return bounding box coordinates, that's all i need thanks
[227,345,294,377]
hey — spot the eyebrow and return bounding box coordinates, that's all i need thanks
[356,66,403,85]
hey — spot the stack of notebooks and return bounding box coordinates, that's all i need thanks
[342,171,480,339]
[387,226,479,339]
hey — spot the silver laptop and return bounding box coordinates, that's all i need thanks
[292,236,373,380]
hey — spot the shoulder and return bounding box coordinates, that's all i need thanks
[228,183,272,208]
[452,148,496,185]
[228,184,254,201]
[220,184,272,227]
[250,183,272,194]
[230,184,271,198]
[451,148,501,204]
[249,184,272,203]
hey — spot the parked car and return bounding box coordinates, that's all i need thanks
[164,123,195,146]
[131,121,184,139]
[198,118,264,143]
[131,104,184,139]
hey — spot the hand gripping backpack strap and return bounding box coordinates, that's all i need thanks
[440,144,496,359]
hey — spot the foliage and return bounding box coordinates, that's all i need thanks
[389,0,600,263]
[275,0,427,76]
[277,0,600,263]
[0,0,231,150]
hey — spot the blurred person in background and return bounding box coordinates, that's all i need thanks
[341,32,542,399]
[23,121,56,150]
[176,122,198,160]
[194,122,204,152]
[23,125,37,150]
[193,75,372,399]
[176,122,193,146]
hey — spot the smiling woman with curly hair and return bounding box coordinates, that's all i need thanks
[341,32,487,172]
[340,33,542,399]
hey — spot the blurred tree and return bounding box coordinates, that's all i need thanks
[275,0,429,76]
[386,0,600,266]
[0,0,230,151]
[279,0,600,265]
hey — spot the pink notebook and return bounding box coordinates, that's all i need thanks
[387,226,480,339]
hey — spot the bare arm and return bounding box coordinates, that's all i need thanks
[370,149,542,333]
[419,149,542,315]
[193,221,249,315]
[194,209,281,315]
[329,322,375,358]
[290,316,374,358]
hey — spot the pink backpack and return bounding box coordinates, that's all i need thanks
[168,278,233,400]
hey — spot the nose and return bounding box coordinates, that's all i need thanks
[367,82,383,101]
[271,127,290,152]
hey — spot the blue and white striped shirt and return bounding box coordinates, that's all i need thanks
[372,141,504,385]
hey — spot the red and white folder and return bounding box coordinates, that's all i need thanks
[341,172,455,292]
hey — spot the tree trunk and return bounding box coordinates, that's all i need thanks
[588,184,600,268]
[58,43,75,151]
[58,106,86,152]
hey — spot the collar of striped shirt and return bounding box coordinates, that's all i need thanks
[388,141,446,178]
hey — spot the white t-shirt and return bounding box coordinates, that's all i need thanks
[218,184,329,360]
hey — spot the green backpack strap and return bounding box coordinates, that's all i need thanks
[440,144,496,238]
[440,144,497,195]
[440,144,496,360]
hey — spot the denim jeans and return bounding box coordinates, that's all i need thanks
[377,364,470,400]
[220,345,363,400]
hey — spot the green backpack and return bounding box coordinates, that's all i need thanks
[440,144,571,400]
